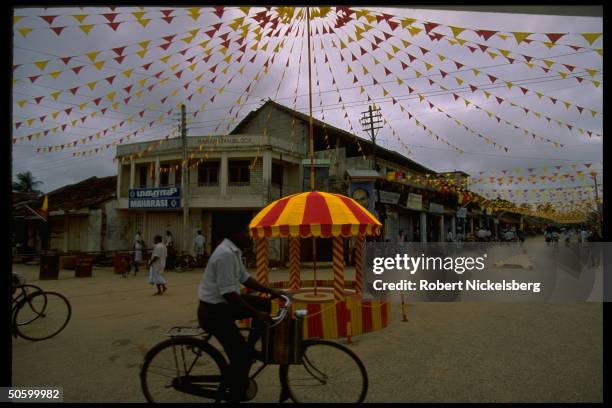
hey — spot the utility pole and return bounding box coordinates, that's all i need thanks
[360,104,384,240]
[360,104,383,172]
[181,104,189,254]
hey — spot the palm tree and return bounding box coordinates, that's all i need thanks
[12,171,43,194]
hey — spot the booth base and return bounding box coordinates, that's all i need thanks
[241,280,391,340]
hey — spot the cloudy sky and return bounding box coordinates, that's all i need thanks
[11,6,602,211]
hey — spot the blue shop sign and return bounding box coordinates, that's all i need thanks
[129,187,181,209]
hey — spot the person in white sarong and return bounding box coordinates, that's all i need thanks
[148,235,168,295]
[133,231,143,274]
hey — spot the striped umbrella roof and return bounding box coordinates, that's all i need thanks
[249,191,382,238]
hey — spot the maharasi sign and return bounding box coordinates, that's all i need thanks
[379,190,401,205]
[405,193,422,210]
[429,202,444,214]
[129,187,181,209]
[457,207,467,219]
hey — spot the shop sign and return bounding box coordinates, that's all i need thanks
[405,193,422,210]
[129,187,181,209]
[379,190,401,205]
[457,208,467,218]
[429,202,444,214]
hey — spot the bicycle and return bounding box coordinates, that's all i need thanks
[11,272,72,341]
[140,295,368,403]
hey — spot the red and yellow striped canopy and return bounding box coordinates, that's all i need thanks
[249,191,382,238]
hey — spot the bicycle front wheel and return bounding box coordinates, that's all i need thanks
[14,291,71,341]
[141,337,228,403]
[281,339,368,403]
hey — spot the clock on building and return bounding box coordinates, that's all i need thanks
[352,188,370,209]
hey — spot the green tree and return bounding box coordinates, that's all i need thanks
[12,171,43,194]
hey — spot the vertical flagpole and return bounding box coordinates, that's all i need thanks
[306,7,318,296]
[306,6,314,192]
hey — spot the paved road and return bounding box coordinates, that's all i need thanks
[10,246,602,402]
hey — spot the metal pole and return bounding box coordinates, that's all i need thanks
[181,104,189,254]
[592,174,602,234]
[306,7,315,192]
[368,105,377,171]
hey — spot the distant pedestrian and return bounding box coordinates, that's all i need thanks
[165,230,175,270]
[194,230,206,266]
[133,231,144,274]
[446,229,454,242]
[148,235,167,295]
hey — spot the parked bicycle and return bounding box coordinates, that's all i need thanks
[11,272,72,341]
[140,295,368,403]
[175,253,198,272]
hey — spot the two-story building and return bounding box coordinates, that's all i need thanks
[113,100,467,260]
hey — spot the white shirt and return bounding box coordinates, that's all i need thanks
[165,235,174,247]
[134,234,142,250]
[194,234,205,247]
[198,238,250,304]
[151,243,167,274]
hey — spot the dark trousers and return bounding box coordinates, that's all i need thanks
[197,295,271,401]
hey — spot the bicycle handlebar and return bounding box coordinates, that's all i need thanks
[269,294,292,328]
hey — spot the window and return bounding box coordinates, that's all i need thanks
[272,163,283,187]
[139,166,148,188]
[229,160,250,185]
[198,161,219,186]
[160,165,170,187]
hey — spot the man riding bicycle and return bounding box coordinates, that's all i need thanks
[196,225,286,402]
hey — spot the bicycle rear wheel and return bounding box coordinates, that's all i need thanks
[281,339,368,403]
[14,291,71,341]
[141,337,228,403]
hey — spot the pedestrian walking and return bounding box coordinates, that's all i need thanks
[133,231,144,274]
[148,235,167,295]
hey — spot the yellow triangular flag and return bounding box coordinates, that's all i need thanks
[497,34,510,40]
[487,51,498,59]
[401,18,416,28]
[499,49,511,58]
[72,15,88,23]
[132,11,145,20]
[138,19,150,28]
[455,77,464,86]
[483,91,491,99]
[449,26,465,37]
[424,62,433,71]
[408,27,422,36]
[49,71,62,79]
[86,51,100,62]
[79,25,95,34]
[136,50,147,58]
[78,102,87,111]
[139,40,150,49]
[505,81,513,90]
[472,68,480,76]
[122,69,133,78]
[581,33,602,45]
[587,68,598,77]
[512,32,532,44]
[543,60,555,68]
[34,60,49,71]
[17,100,26,108]
[160,55,171,64]
[87,81,97,91]
[13,15,23,25]
[17,27,33,37]
[94,60,105,70]
[563,101,572,109]
[106,91,116,102]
